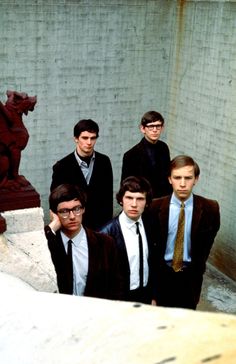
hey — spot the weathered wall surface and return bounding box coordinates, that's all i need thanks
[0,0,235,279]
[164,0,236,280]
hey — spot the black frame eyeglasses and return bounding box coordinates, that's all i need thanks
[57,205,83,219]
[145,123,163,131]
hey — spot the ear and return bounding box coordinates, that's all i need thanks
[168,176,172,185]
[74,137,78,143]
[140,125,145,135]
[193,176,199,185]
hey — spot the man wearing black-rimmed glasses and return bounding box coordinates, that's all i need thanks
[121,110,172,198]
[44,183,123,299]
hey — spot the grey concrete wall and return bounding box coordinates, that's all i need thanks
[0,0,236,279]
[163,0,236,280]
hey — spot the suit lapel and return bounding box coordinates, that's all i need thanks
[114,217,130,275]
[191,195,203,243]
[72,153,89,188]
[158,196,171,244]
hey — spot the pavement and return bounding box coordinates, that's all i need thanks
[198,263,236,314]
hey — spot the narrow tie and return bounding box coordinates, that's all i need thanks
[135,222,143,288]
[172,202,185,272]
[67,239,73,276]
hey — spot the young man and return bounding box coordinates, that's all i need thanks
[121,111,172,198]
[149,155,220,309]
[51,119,113,230]
[100,176,153,304]
[44,184,122,300]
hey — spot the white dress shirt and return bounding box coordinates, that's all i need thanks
[164,193,193,263]
[61,226,88,296]
[119,211,149,290]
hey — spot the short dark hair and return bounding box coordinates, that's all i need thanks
[141,110,164,127]
[73,119,99,138]
[116,176,153,206]
[49,184,87,213]
[169,155,200,177]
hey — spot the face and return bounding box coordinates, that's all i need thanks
[168,165,199,201]
[121,191,147,221]
[140,120,164,144]
[75,131,97,157]
[57,199,85,238]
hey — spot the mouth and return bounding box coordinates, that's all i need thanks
[68,222,78,227]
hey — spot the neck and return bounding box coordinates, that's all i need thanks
[144,136,158,145]
[76,148,93,158]
[62,226,82,239]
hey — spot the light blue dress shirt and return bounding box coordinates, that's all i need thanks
[74,150,95,184]
[164,193,193,263]
[61,227,88,296]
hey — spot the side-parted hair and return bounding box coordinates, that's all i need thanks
[74,119,99,138]
[49,184,87,213]
[169,155,200,178]
[116,176,153,206]
[141,110,164,127]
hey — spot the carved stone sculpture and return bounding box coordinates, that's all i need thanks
[0,90,37,189]
[0,90,40,216]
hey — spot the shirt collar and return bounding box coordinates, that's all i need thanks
[60,226,86,247]
[170,193,193,207]
[120,210,143,230]
[74,150,95,166]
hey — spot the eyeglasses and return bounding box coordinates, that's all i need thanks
[145,123,163,131]
[57,205,83,219]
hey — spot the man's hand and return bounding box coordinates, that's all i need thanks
[48,210,61,233]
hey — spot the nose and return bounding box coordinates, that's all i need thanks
[131,198,137,206]
[180,177,186,186]
[69,210,76,218]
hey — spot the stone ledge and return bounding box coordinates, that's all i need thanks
[1,207,44,233]
[0,280,236,364]
[0,207,57,293]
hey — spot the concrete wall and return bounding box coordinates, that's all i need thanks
[0,0,236,279]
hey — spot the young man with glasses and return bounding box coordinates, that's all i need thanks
[121,110,172,198]
[44,183,123,300]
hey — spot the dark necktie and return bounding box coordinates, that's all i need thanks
[135,222,143,288]
[67,239,73,273]
[172,202,185,272]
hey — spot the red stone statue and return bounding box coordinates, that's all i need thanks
[0,90,37,189]
[0,90,40,216]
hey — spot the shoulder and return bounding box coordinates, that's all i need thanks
[53,152,76,167]
[194,194,219,213]
[150,195,171,210]
[123,140,145,157]
[94,151,112,164]
[156,140,170,151]
[99,216,120,235]
[85,227,116,248]
[193,195,220,218]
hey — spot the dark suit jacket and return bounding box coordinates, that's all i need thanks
[100,214,154,300]
[50,151,113,230]
[149,194,220,302]
[45,225,123,300]
[121,138,172,198]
